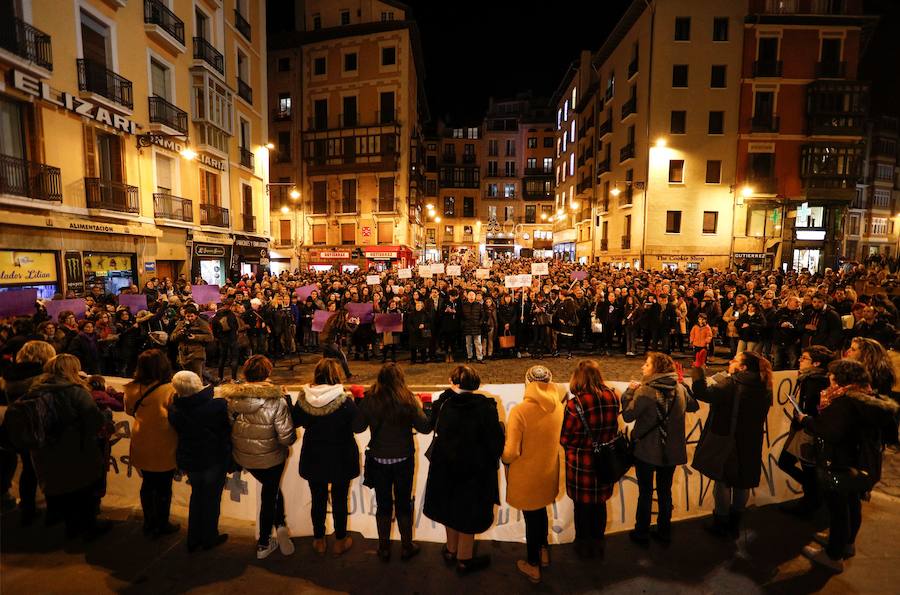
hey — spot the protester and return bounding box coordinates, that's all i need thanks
[171,304,214,378]
[846,337,896,396]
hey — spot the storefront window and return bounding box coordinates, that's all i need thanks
[82,253,136,295]
[0,250,60,299]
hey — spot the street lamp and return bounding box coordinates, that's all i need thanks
[265,142,275,150]
[290,189,301,200]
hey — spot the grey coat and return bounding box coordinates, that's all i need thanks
[621,372,698,467]
[221,381,296,470]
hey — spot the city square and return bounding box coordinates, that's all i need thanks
[2,0,900,593]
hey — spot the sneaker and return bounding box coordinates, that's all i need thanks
[256,540,278,560]
[275,526,295,556]
[802,544,844,573]
[516,559,541,584]
[813,532,855,558]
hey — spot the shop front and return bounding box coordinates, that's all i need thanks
[82,252,137,295]
[191,242,231,286]
[644,253,729,271]
[154,227,189,282]
[307,250,355,273]
[0,250,60,299]
[553,242,575,262]
[363,245,415,272]
[732,252,774,271]
[232,234,270,279]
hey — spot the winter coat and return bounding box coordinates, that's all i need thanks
[554,299,579,335]
[29,376,105,496]
[794,367,830,417]
[354,395,431,460]
[123,381,178,472]
[621,373,698,467]
[736,311,767,343]
[497,301,518,334]
[800,305,843,351]
[171,317,214,366]
[423,389,504,534]
[291,384,360,482]
[501,381,565,510]
[68,332,101,374]
[459,300,485,336]
[405,309,432,349]
[690,368,771,489]
[772,307,803,347]
[690,324,713,348]
[168,385,232,472]
[0,361,44,404]
[722,306,745,339]
[559,386,620,503]
[221,381,296,470]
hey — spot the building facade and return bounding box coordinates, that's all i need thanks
[267,0,427,273]
[0,0,270,297]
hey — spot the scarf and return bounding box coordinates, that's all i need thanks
[818,383,870,412]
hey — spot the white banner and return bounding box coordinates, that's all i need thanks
[446,265,461,277]
[398,268,412,279]
[101,372,800,543]
[418,265,433,277]
[505,273,533,289]
[365,275,381,285]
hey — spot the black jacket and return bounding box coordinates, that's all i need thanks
[168,385,232,472]
[354,396,431,459]
[459,300,484,336]
[736,311,766,342]
[800,305,843,350]
[291,387,360,482]
[772,307,803,347]
[794,368,830,417]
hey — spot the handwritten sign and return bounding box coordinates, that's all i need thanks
[504,274,533,289]
[418,265,434,277]
[431,263,445,275]
[475,269,490,280]
[570,271,588,281]
[374,312,403,333]
[446,265,461,277]
[531,262,549,276]
[366,275,381,286]
[398,268,412,279]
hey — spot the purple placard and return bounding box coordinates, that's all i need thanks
[118,294,148,313]
[0,289,38,317]
[312,309,334,332]
[45,298,87,322]
[190,285,222,307]
[346,302,375,324]
[571,271,588,281]
[374,313,403,333]
[295,284,318,300]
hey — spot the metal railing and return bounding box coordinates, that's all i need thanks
[193,37,224,74]
[234,8,250,40]
[816,61,846,78]
[621,96,636,120]
[621,236,631,249]
[619,187,634,206]
[239,147,254,169]
[620,143,635,162]
[77,59,133,109]
[200,203,230,227]
[153,192,192,221]
[243,213,255,232]
[237,79,252,104]
[752,60,783,78]
[144,0,184,45]
[0,15,53,70]
[598,118,612,137]
[750,114,780,133]
[149,95,188,133]
[0,154,61,201]
[85,178,139,213]
[597,156,611,176]
[273,108,291,121]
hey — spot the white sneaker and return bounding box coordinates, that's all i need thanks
[802,544,844,573]
[257,540,278,560]
[276,525,295,556]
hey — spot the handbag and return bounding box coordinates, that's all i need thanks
[571,394,633,484]
[813,437,875,494]
[498,329,516,349]
[362,449,380,488]
[591,314,603,334]
[691,389,741,481]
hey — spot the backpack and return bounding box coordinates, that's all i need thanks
[5,388,64,450]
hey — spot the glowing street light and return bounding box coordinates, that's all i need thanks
[289,189,301,200]
[179,147,197,161]
[610,186,621,197]
[265,142,275,150]
[655,138,667,148]
[741,186,754,198]
[280,206,290,214]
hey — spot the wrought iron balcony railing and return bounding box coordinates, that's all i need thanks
[85,178,139,212]
[200,203,230,227]
[0,154,61,201]
[153,192,193,221]
[193,36,224,74]
[149,95,188,133]
[144,0,185,45]
[0,15,52,70]
[77,59,133,109]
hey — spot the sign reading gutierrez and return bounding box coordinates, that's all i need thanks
[12,70,139,135]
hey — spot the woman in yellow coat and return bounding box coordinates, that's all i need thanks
[123,349,179,538]
[501,365,565,584]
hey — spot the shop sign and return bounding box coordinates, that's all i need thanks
[0,250,57,285]
[317,251,350,259]
[197,153,226,171]
[651,254,706,261]
[83,254,133,277]
[144,261,156,273]
[734,253,768,259]
[366,251,398,259]
[12,70,139,134]
[64,251,84,294]
[195,245,226,258]
[233,236,269,249]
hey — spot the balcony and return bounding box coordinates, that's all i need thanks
[274,238,294,249]
[620,143,635,163]
[143,0,185,50]
[750,114,780,133]
[193,37,224,75]
[200,203,230,227]
[0,15,53,71]
[273,107,291,121]
[77,59,133,110]
[237,79,252,104]
[149,95,188,134]
[85,178,139,213]
[746,174,779,194]
[239,147,254,169]
[598,118,612,137]
[621,236,631,249]
[628,57,638,79]
[752,60,783,78]
[303,129,400,175]
[153,192,193,221]
[576,178,593,194]
[600,238,608,251]
[463,153,477,164]
[522,188,552,200]
[596,156,611,177]
[599,197,610,212]
[807,81,869,136]
[376,198,396,213]
[619,188,634,207]
[801,143,863,190]
[234,8,251,41]
[621,96,636,120]
[243,213,255,232]
[0,154,61,201]
[816,61,846,79]
[338,199,360,214]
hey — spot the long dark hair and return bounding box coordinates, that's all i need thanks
[364,363,421,423]
[133,349,173,384]
[739,351,772,389]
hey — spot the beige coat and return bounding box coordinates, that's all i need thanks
[124,381,178,472]
[501,381,565,511]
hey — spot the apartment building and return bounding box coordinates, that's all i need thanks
[267,0,426,272]
[732,0,875,272]
[0,0,270,295]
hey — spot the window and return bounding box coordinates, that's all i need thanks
[713,17,729,41]
[703,211,719,234]
[487,140,498,156]
[876,164,893,180]
[672,65,688,88]
[312,181,327,214]
[525,205,536,224]
[340,10,350,25]
[277,131,290,160]
[710,65,727,88]
[706,160,722,184]
[154,153,174,193]
[443,196,455,216]
[312,14,321,30]
[504,183,516,198]
[341,223,355,245]
[237,50,249,84]
[848,215,860,235]
[463,196,475,217]
[487,183,498,197]
[343,52,357,72]
[527,137,537,149]
[487,205,497,220]
[341,179,357,212]
[543,157,553,172]
[379,91,395,123]
[606,71,615,100]
[200,169,220,205]
[624,214,632,237]
[505,206,515,221]
[668,160,685,183]
[150,59,171,100]
[277,93,291,116]
[313,56,326,76]
[81,10,111,68]
[378,177,394,212]
[381,11,394,21]
[486,160,498,176]
[670,110,686,134]
[543,136,554,148]
[313,98,328,128]
[377,221,393,243]
[674,17,691,41]
[444,225,454,238]
[872,217,888,235]
[505,139,516,156]
[874,189,891,207]
[277,57,290,72]
[381,46,396,66]
[708,111,724,134]
[312,224,326,244]
[666,210,682,233]
[505,161,516,176]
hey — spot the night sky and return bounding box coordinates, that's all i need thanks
[269,0,899,122]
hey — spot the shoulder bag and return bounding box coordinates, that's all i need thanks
[571,393,633,484]
[691,390,741,481]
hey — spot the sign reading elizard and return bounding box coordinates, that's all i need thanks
[12,70,139,135]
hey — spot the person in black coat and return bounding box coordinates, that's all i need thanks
[736,302,766,354]
[212,300,240,381]
[691,351,772,538]
[459,291,485,363]
[405,300,432,364]
[68,319,101,375]
[648,294,678,354]
[423,365,504,575]
[496,293,518,358]
[800,294,843,351]
[771,296,804,370]
[168,371,232,552]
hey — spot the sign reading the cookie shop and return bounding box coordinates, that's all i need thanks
[12,70,139,135]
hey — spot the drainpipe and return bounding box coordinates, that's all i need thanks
[640,0,655,270]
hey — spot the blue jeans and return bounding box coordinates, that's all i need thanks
[465,334,483,360]
[187,463,227,548]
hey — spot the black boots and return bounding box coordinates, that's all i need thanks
[705,510,742,540]
[376,515,392,562]
[397,514,420,560]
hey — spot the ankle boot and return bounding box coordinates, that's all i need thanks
[396,514,420,560]
[704,514,730,538]
[375,515,392,562]
[140,491,155,535]
[728,509,742,540]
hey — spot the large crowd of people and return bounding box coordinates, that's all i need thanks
[1,257,900,582]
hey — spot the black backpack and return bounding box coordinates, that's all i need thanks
[5,388,64,450]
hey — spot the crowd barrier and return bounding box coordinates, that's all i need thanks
[98,371,801,543]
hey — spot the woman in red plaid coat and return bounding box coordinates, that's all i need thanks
[560,360,620,559]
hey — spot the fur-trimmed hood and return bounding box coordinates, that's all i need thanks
[843,389,900,428]
[296,384,350,416]
[220,381,284,415]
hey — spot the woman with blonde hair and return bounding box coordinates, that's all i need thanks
[846,337,895,396]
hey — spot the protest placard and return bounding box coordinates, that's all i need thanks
[504,274,532,288]
[366,275,381,285]
[374,312,403,333]
[118,294,148,312]
[531,262,549,276]
[571,271,588,281]
[346,302,375,324]
[294,284,318,300]
[475,269,490,280]
[190,285,222,306]
[446,265,461,277]
[0,289,37,317]
[431,263,445,275]
[45,298,87,321]
[398,268,412,279]
[311,309,334,332]
[418,264,434,277]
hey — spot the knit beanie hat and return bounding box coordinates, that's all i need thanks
[525,365,553,384]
